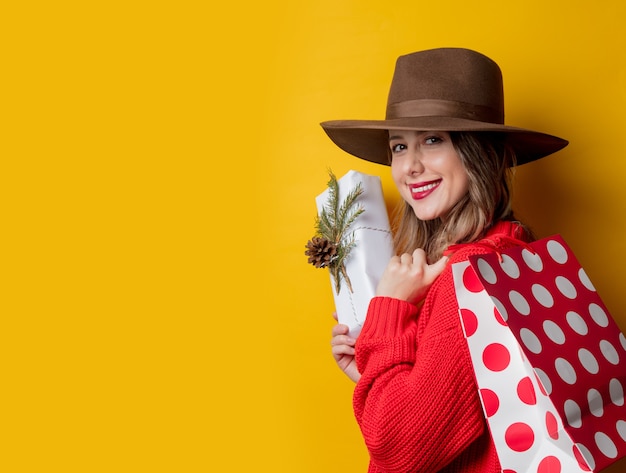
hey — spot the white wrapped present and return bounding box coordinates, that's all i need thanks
[314,170,393,337]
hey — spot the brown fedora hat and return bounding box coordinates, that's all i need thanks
[321,48,568,166]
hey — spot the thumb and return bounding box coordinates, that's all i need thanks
[429,254,450,275]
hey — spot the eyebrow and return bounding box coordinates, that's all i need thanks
[389,131,443,142]
[388,131,426,141]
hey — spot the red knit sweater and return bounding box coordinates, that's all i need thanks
[354,221,528,472]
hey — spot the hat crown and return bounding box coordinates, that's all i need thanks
[386,48,504,124]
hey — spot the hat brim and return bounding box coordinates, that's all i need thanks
[321,117,568,166]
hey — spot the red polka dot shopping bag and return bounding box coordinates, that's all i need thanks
[453,235,626,472]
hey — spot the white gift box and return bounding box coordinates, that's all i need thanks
[315,170,394,337]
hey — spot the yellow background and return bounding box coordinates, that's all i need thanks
[3,1,626,471]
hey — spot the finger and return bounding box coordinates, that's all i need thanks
[331,323,350,337]
[399,253,413,264]
[332,311,338,322]
[411,247,428,263]
[331,334,356,347]
[331,344,355,356]
[429,254,450,274]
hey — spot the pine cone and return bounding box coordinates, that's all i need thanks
[305,237,338,268]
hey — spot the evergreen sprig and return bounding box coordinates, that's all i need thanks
[306,170,364,294]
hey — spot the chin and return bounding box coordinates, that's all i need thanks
[413,211,441,221]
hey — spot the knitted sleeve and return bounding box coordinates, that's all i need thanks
[353,256,487,472]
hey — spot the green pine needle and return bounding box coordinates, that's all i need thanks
[312,170,365,293]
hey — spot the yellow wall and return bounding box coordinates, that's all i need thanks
[4,0,626,471]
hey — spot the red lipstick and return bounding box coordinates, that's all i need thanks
[409,180,441,200]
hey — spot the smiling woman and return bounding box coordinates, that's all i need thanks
[388,130,469,223]
[322,48,569,472]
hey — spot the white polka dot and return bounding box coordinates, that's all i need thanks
[589,303,609,328]
[490,296,508,322]
[579,268,596,291]
[543,320,566,345]
[555,276,577,299]
[565,399,582,428]
[547,239,569,264]
[477,258,497,284]
[555,357,577,384]
[509,290,530,315]
[500,254,520,278]
[617,420,626,441]
[578,348,600,374]
[621,333,626,351]
[609,378,624,406]
[595,431,618,458]
[532,284,554,308]
[520,328,542,354]
[535,368,552,395]
[576,443,595,470]
[566,311,588,336]
[588,388,604,417]
[600,340,620,365]
[522,248,543,272]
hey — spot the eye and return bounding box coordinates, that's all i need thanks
[390,143,407,153]
[424,135,444,145]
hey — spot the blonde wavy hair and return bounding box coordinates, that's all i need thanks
[391,132,531,261]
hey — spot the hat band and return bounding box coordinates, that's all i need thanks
[386,99,503,124]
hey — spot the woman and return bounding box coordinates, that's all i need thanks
[321,48,568,472]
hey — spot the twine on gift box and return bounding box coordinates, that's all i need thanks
[353,225,392,235]
[305,170,366,294]
[346,286,361,330]
[332,225,392,294]
[343,224,391,330]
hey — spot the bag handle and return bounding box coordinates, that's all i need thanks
[444,224,537,263]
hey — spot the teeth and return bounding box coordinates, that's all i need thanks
[411,182,438,193]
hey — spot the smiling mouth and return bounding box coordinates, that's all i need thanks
[409,180,441,199]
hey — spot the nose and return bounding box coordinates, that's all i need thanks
[403,149,424,176]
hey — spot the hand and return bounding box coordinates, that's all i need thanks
[376,249,448,305]
[330,312,361,383]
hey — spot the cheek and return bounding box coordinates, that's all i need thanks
[449,159,470,195]
[390,162,403,187]
[390,165,413,204]
[458,174,470,195]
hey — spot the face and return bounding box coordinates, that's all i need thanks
[389,130,469,221]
